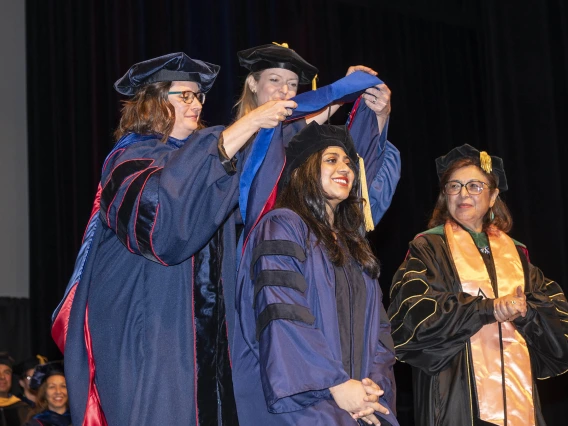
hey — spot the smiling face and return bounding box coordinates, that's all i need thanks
[446,165,499,232]
[0,364,12,397]
[320,146,355,213]
[168,81,202,139]
[249,68,299,105]
[45,375,68,414]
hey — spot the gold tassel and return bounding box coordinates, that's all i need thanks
[272,42,289,48]
[36,354,48,364]
[312,74,318,91]
[480,151,492,173]
[359,156,375,232]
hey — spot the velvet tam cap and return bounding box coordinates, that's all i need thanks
[435,143,508,192]
[237,43,318,85]
[114,52,220,96]
[0,352,14,369]
[29,361,65,390]
[280,122,358,190]
[13,356,45,378]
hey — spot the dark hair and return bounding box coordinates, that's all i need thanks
[114,82,204,143]
[275,150,380,277]
[26,375,68,420]
[428,157,513,233]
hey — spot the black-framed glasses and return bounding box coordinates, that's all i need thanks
[445,180,490,195]
[168,91,206,105]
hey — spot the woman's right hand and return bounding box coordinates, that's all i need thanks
[248,100,298,129]
[221,100,297,158]
[493,285,527,322]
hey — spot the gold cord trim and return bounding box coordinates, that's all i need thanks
[394,298,437,349]
[390,269,428,297]
[465,343,475,426]
[537,367,568,380]
[388,279,430,320]
[549,293,564,298]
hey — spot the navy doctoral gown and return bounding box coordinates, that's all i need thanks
[55,74,400,426]
[62,127,243,426]
[58,122,309,426]
[232,209,399,425]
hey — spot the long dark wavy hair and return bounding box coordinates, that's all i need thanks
[275,149,380,278]
[114,81,204,143]
[428,157,513,233]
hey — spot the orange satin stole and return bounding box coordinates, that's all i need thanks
[445,222,534,426]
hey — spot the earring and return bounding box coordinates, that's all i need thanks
[490,208,495,221]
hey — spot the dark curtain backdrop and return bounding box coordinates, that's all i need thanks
[26,0,568,424]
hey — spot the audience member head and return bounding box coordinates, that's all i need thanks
[29,361,68,415]
[0,352,15,398]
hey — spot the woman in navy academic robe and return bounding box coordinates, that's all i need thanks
[52,52,297,426]
[232,122,399,426]
[235,43,401,226]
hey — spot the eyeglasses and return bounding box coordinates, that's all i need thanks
[445,180,490,195]
[168,91,206,105]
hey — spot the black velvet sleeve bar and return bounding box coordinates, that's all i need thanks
[217,133,238,176]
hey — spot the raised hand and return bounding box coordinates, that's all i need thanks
[248,100,297,129]
[363,84,391,118]
[346,65,378,77]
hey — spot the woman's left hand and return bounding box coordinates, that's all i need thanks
[346,65,378,77]
[363,84,391,118]
[352,378,388,425]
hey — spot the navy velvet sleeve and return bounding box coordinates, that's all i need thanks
[348,100,401,225]
[249,212,350,413]
[99,127,240,265]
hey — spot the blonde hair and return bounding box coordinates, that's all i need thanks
[234,71,263,121]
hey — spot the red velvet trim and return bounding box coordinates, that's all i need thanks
[133,167,163,253]
[520,246,530,263]
[149,203,168,266]
[101,148,125,173]
[347,96,362,130]
[83,307,108,426]
[101,157,155,190]
[51,283,78,353]
[126,235,133,253]
[114,169,146,234]
[242,160,286,253]
[191,256,199,424]
[83,185,103,242]
[104,174,136,228]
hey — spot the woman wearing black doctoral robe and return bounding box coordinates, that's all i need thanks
[388,144,568,426]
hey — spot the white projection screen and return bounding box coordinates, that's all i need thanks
[0,0,29,298]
